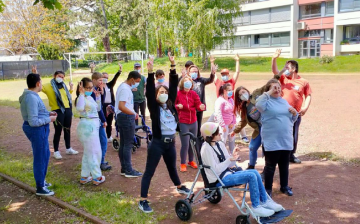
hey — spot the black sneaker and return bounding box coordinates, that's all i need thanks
[246,165,255,170]
[125,170,143,178]
[290,156,301,164]
[36,187,54,196]
[280,186,293,196]
[44,180,52,187]
[100,163,112,171]
[139,200,153,213]
[176,185,192,194]
[120,169,125,176]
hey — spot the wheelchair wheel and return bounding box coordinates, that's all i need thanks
[207,189,222,204]
[236,215,250,224]
[135,136,141,148]
[175,199,192,221]
[112,139,119,151]
[132,145,137,153]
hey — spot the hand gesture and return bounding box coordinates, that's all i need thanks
[78,81,85,94]
[147,57,154,72]
[93,88,101,98]
[211,63,218,74]
[31,65,38,74]
[223,127,226,133]
[119,63,122,72]
[49,111,57,116]
[177,104,183,109]
[299,108,307,116]
[135,113,139,120]
[273,49,282,59]
[230,131,236,137]
[234,54,240,61]
[50,115,57,122]
[181,68,187,77]
[132,88,138,92]
[229,124,234,129]
[288,107,297,116]
[103,122,107,128]
[199,104,205,111]
[69,81,74,91]
[209,55,216,64]
[267,84,276,95]
[168,52,175,65]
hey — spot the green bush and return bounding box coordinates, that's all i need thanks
[319,55,334,64]
[37,43,62,60]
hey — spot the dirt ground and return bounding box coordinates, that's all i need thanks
[0,74,360,224]
[0,178,88,224]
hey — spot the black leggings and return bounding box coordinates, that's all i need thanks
[141,138,181,198]
[196,111,203,137]
[134,101,146,126]
[53,108,72,152]
[103,103,114,138]
[263,150,291,191]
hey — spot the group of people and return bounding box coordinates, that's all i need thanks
[19,49,311,218]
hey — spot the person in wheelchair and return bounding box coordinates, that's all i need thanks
[200,122,283,217]
[139,54,191,214]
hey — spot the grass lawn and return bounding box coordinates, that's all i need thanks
[0,150,156,224]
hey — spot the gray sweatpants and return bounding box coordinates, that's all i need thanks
[179,121,198,164]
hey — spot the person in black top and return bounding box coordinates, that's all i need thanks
[138,53,190,213]
[101,63,122,142]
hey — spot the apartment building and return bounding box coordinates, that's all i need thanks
[211,0,360,58]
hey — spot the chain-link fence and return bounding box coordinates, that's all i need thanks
[0,60,69,80]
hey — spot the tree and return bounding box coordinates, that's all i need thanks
[37,43,61,60]
[0,0,62,12]
[0,0,75,54]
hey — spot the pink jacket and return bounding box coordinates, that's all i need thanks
[214,96,236,127]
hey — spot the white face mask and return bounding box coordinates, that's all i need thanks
[137,69,141,74]
[103,78,108,83]
[158,94,168,103]
[240,92,249,101]
[284,70,291,76]
[55,77,63,83]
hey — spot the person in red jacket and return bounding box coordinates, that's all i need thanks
[175,76,205,172]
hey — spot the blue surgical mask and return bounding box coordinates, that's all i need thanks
[137,69,141,74]
[227,91,233,97]
[184,81,192,89]
[132,82,140,89]
[221,75,229,82]
[158,78,165,83]
[85,91,92,96]
[190,72,198,80]
[284,70,291,76]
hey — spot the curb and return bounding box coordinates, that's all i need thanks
[0,172,110,224]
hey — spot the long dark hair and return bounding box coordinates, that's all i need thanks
[234,86,251,122]
[75,77,92,106]
[218,83,231,97]
[205,127,220,144]
[155,84,173,109]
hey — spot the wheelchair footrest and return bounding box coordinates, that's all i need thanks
[260,210,293,223]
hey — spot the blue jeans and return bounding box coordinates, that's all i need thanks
[22,121,50,189]
[116,113,135,172]
[221,169,268,207]
[99,123,108,164]
[292,115,301,157]
[249,128,262,166]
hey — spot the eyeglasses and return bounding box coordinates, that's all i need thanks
[84,87,93,90]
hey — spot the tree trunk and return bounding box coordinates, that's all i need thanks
[102,35,112,63]
[157,39,162,58]
[202,48,208,69]
[100,0,112,63]
[121,41,128,62]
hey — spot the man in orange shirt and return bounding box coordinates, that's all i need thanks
[272,49,312,164]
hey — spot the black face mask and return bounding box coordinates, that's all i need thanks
[56,82,63,89]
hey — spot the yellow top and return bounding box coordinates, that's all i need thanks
[42,82,73,111]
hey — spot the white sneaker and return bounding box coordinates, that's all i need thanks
[107,136,113,143]
[66,148,79,155]
[53,151,62,160]
[252,206,275,217]
[262,200,283,212]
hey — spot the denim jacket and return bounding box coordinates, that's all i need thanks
[19,89,51,127]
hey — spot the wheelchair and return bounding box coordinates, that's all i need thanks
[175,132,292,224]
[112,114,152,153]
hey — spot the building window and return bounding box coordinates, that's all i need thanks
[270,6,291,22]
[253,34,269,46]
[233,11,250,25]
[233,36,250,48]
[271,32,290,46]
[344,25,360,44]
[250,8,270,24]
[325,1,334,16]
[339,0,360,12]
[324,29,333,43]
[299,30,321,38]
[244,0,268,3]
[300,4,321,19]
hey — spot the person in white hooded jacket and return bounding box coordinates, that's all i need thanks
[200,122,284,218]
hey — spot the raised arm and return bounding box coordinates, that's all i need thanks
[232,54,240,83]
[203,62,216,85]
[145,58,156,115]
[272,49,281,76]
[107,63,122,88]
[168,53,179,104]
[255,92,271,113]
[209,55,220,83]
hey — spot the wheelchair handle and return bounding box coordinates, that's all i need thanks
[182,132,196,140]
